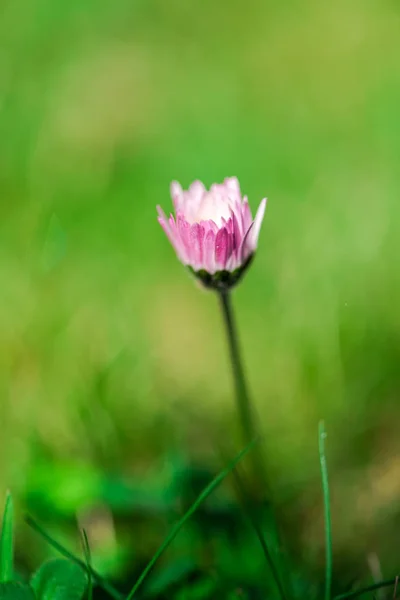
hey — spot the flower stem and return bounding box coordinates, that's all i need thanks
[218,289,266,491]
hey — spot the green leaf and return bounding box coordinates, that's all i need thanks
[0,492,13,583]
[0,582,35,600]
[31,559,87,600]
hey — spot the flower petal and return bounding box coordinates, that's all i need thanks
[248,198,267,250]
[224,177,240,195]
[162,178,267,277]
[189,223,205,269]
[157,206,185,259]
[170,181,183,212]
[215,227,229,269]
[176,213,191,261]
[240,222,254,262]
[200,219,219,235]
[230,210,242,257]
[188,180,206,201]
[204,229,216,273]
[242,198,253,232]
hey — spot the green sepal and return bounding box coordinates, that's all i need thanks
[188,254,254,291]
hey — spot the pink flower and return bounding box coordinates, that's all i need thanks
[157,177,267,288]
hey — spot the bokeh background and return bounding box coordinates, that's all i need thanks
[1,0,400,594]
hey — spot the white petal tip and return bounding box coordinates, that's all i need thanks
[170,181,182,197]
[251,197,268,248]
[156,205,167,219]
[224,176,240,190]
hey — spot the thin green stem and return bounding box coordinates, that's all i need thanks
[218,290,267,493]
[218,290,255,445]
[319,421,332,600]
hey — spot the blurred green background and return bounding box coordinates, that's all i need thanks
[1,0,400,593]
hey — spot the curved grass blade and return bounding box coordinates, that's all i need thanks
[25,517,123,600]
[0,492,13,582]
[80,530,92,600]
[334,578,400,600]
[230,465,288,600]
[319,421,332,600]
[126,439,257,600]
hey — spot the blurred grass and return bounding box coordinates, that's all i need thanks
[1,0,400,586]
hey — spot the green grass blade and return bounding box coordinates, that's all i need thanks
[126,438,257,600]
[0,491,14,582]
[25,517,123,600]
[334,578,399,600]
[319,421,332,600]
[230,465,288,600]
[80,530,92,600]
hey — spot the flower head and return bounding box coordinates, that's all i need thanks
[157,177,267,289]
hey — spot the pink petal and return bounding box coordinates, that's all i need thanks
[215,227,229,269]
[157,206,185,259]
[160,179,267,273]
[224,177,241,195]
[240,222,254,262]
[211,178,241,205]
[231,210,242,257]
[225,252,238,272]
[200,220,216,235]
[208,220,219,234]
[176,213,191,260]
[248,198,267,251]
[242,198,253,232]
[225,217,234,235]
[204,229,216,273]
[170,181,183,212]
[189,223,205,269]
[226,230,233,262]
[188,180,206,203]
[158,216,174,246]
[170,181,182,197]
[157,205,168,220]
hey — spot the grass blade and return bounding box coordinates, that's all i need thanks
[80,530,92,600]
[319,421,332,600]
[25,516,123,600]
[230,465,288,600]
[0,491,14,582]
[334,578,399,600]
[126,438,257,600]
